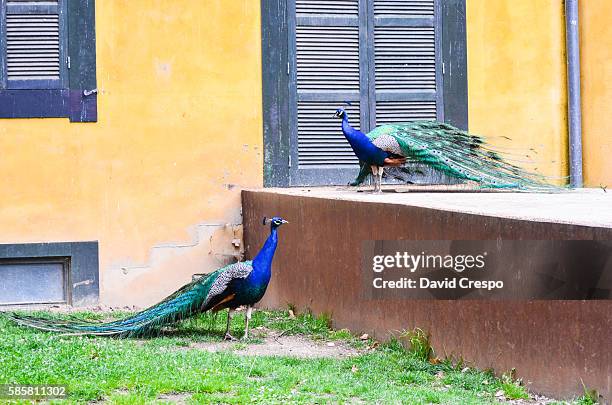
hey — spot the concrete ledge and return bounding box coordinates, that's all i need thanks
[242,188,611,400]
[251,187,612,228]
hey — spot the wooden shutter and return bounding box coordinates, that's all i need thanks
[0,0,66,89]
[287,0,443,186]
[369,0,442,127]
[370,0,448,184]
[288,0,368,186]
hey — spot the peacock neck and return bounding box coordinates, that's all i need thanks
[342,115,369,144]
[253,227,278,273]
[341,116,356,138]
[341,114,385,165]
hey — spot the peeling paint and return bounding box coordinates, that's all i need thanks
[106,221,244,307]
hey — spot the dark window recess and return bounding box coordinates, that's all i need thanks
[262,0,467,186]
[0,258,69,305]
[0,241,99,306]
[0,0,97,122]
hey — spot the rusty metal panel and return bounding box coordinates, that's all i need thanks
[242,190,612,401]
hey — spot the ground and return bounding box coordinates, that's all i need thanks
[0,308,594,404]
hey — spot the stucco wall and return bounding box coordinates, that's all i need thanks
[580,0,612,188]
[1,0,608,306]
[0,0,263,306]
[466,0,568,182]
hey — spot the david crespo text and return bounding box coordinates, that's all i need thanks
[364,240,612,300]
[372,277,504,290]
[370,251,504,290]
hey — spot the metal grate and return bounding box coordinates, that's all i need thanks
[375,100,436,124]
[374,27,435,91]
[296,0,359,17]
[5,13,60,81]
[298,101,360,166]
[373,0,435,17]
[296,26,360,92]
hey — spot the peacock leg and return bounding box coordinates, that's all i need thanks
[371,165,380,192]
[224,309,237,341]
[242,305,253,340]
[378,167,384,193]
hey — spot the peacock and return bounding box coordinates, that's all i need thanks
[5,216,288,339]
[333,108,560,192]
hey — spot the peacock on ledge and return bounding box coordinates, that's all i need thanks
[5,216,288,340]
[333,108,561,192]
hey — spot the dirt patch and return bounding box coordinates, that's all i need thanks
[499,394,560,404]
[187,329,362,358]
[155,392,191,404]
[89,390,192,404]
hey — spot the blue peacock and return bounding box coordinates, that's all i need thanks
[6,216,288,339]
[333,108,559,192]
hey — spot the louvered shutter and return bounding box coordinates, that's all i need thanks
[286,0,444,186]
[369,0,441,126]
[0,0,66,89]
[288,0,368,186]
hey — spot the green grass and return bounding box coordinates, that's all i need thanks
[0,309,545,404]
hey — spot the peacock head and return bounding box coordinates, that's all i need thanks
[262,216,289,229]
[333,108,346,119]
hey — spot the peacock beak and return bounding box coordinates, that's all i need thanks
[281,219,289,224]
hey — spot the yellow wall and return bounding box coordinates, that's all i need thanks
[0,0,263,306]
[466,0,568,181]
[1,0,607,306]
[580,0,612,188]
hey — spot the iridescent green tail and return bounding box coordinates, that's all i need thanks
[359,121,566,191]
[5,267,224,338]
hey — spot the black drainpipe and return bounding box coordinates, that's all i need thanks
[565,0,583,187]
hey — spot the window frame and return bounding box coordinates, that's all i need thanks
[261,0,467,187]
[0,241,99,306]
[0,0,97,122]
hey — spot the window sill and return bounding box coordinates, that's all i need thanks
[0,89,97,122]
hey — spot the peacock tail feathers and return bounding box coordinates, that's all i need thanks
[360,121,563,190]
[5,261,253,338]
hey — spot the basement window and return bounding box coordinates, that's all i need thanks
[0,258,69,305]
[0,0,97,122]
[0,241,99,307]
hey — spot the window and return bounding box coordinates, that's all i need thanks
[0,0,97,122]
[0,258,69,305]
[0,241,99,306]
[262,0,467,186]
